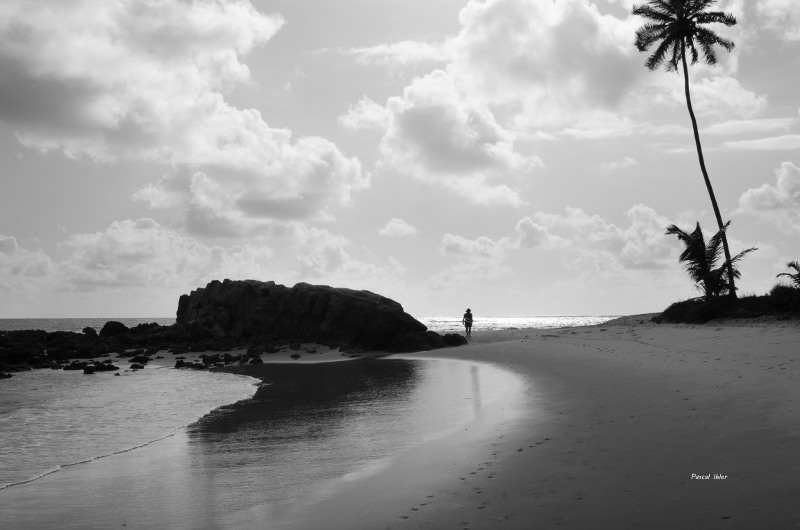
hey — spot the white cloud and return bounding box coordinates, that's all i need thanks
[345,41,450,67]
[339,97,391,131]
[1,1,368,233]
[450,0,640,117]
[379,218,417,237]
[532,205,675,270]
[688,76,767,120]
[756,0,800,41]
[725,135,800,151]
[705,118,796,136]
[60,218,275,290]
[738,162,800,232]
[515,217,563,249]
[597,156,638,172]
[0,220,279,300]
[376,70,540,206]
[295,227,405,280]
[0,235,54,293]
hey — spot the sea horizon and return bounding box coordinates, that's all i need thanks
[0,314,621,334]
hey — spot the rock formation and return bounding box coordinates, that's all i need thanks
[176,280,428,350]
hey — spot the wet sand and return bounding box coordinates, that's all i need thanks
[282,317,800,529]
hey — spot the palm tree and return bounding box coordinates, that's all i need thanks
[776,261,800,288]
[666,222,756,301]
[633,0,739,297]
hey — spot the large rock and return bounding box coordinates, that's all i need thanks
[176,280,428,350]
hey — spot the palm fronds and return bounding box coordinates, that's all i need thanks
[666,222,756,300]
[633,0,736,71]
[776,261,800,287]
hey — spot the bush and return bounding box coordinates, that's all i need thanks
[657,285,800,323]
[769,284,800,312]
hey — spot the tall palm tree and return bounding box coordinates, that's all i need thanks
[666,222,756,301]
[633,0,739,297]
[776,261,800,288]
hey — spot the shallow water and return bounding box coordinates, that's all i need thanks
[0,357,521,529]
[0,365,257,489]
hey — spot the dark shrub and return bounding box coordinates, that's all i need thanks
[769,285,800,312]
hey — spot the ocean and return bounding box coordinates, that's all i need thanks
[0,315,614,528]
[0,314,617,334]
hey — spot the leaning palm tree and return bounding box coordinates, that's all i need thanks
[666,222,756,301]
[776,261,800,288]
[633,0,739,297]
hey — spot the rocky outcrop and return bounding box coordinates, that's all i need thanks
[176,280,428,350]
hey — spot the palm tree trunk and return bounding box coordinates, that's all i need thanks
[680,48,737,299]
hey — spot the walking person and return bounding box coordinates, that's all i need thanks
[462,308,473,337]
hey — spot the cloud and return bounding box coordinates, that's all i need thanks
[756,0,800,41]
[705,118,797,136]
[295,227,405,280]
[1,1,367,233]
[738,162,800,232]
[0,235,54,293]
[375,70,540,206]
[339,97,391,131]
[60,218,275,290]
[344,41,450,67]
[688,77,767,120]
[532,205,675,270]
[378,218,417,237]
[597,156,638,172]
[450,0,640,119]
[515,217,562,249]
[724,135,800,151]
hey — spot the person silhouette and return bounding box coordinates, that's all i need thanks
[462,308,473,337]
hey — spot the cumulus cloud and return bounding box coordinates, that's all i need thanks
[756,0,800,41]
[1,1,367,233]
[378,218,417,237]
[339,97,391,131]
[0,219,278,300]
[374,71,540,206]
[0,235,54,292]
[738,162,800,232]
[60,218,275,290]
[450,0,639,120]
[295,227,406,280]
[532,205,675,270]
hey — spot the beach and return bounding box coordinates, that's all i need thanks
[282,317,800,529]
[2,316,799,529]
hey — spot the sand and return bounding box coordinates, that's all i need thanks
[280,318,800,529]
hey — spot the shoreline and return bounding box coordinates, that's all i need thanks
[275,318,800,529]
[4,316,800,528]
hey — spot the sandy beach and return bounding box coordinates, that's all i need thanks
[281,317,800,529]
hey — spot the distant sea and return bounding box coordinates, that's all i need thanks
[0,315,617,334]
[0,314,616,528]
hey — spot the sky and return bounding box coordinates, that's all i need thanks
[1,0,799,319]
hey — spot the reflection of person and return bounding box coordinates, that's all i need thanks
[462,308,473,337]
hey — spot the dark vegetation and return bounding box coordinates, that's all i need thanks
[656,285,800,324]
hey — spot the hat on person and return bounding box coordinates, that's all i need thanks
[466,308,471,312]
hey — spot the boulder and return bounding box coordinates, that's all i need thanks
[99,321,129,337]
[176,280,428,350]
[387,331,445,353]
[443,333,468,346]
